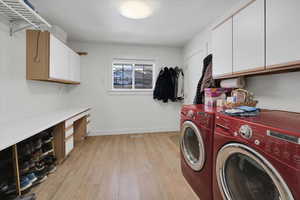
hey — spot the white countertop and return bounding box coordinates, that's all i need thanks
[0,107,91,151]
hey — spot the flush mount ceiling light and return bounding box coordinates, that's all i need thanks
[120,1,153,19]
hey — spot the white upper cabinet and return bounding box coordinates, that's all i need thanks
[212,18,233,78]
[68,49,81,82]
[49,34,69,80]
[266,0,300,67]
[233,0,265,73]
[49,34,80,82]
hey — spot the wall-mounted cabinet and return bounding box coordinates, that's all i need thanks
[27,30,80,84]
[266,0,300,68]
[212,18,233,78]
[213,0,300,79]
[233,0,265,73]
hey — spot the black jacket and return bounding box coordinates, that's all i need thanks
[153,67,178,103]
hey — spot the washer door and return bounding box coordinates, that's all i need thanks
[181,121,205,171]
[216,143,294,200]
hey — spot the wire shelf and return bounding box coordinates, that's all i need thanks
[0,0,51,35]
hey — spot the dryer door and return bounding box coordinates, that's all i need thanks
[216,143,294,200]
[181,121,205,171]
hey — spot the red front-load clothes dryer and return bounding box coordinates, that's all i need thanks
[180,105,216,200]
[213,110,300,200]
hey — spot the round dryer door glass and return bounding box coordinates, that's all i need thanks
[216,143,294,200]
[181,121,205,171]
[224,153,280,200]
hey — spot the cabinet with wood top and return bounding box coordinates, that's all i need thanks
[26,30,80,84]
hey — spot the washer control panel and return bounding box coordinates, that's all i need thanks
[239,125,253,139]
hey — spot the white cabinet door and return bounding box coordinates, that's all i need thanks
[49,35,69,80]
[68,48,75,81]
[212,18,233,78]
[68,49,80,82]
[233,0,265,73]
[74,52,80,82]
[266,0,300,67]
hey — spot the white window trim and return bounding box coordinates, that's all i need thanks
[111,59,155,92]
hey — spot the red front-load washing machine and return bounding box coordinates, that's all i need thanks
[213,110,300,200]
[180,105,216,200]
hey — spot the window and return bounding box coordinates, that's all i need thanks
[112,60,154,90]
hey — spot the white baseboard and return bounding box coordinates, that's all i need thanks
[88,127,180,136]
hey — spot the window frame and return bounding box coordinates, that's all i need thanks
[111,60,155,92]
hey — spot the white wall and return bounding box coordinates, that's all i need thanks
[66,42,183,135]
[183,0,300,112]
[0,22,70,124]
[183,29,211,104]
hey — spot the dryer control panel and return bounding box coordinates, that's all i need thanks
[215,113,300,169]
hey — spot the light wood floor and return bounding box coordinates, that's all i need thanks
[33,132,199,200]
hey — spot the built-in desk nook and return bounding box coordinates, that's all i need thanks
[0,107,91,198]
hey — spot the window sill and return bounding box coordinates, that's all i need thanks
[107,89,153,95]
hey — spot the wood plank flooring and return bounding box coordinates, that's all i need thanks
[32,132,199,200]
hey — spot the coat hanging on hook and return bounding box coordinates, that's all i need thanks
[153,67,184,103]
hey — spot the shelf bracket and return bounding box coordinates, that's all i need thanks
[9,21,33,36]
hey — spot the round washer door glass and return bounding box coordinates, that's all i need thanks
[181,121,205,171]
[216,143,294,200]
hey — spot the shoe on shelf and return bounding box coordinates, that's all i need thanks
[32,149,42,163]
[32,173,48,186]
[41,143,54,156]
[32,137,42,150]
[26,173,38,184]
[13,193,36,200]
[43,155,57,166]
[34,161,45,172]
[2,181,17,196]
[0,181,9,194]
[20,162,30,174]
[46,164,57,174]
[19,144,32,157]
[20,177,32,192]
[28,159,35,170]
[42,131,54,144]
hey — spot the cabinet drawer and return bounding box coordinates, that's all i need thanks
[65,126,74,138]
[65,136,74,156]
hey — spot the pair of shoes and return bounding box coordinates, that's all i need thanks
[32,137,42,150]
[34,173,48,185]
[34,161,45,172]
[20,173,38,192]
[41,143,54,157]
[20,161,30,174]
[26,173,38,184]
[43,155,57,165]
[0,180,17,196]
[20,158,37,174]
[14,193,36,200]
[19,143,33,157]
[42,155,57,174]
[32,149,42,163]
[20,177,32,192]
[46,164,57,174]
[0,181,9,194]
[41,130,54,144]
